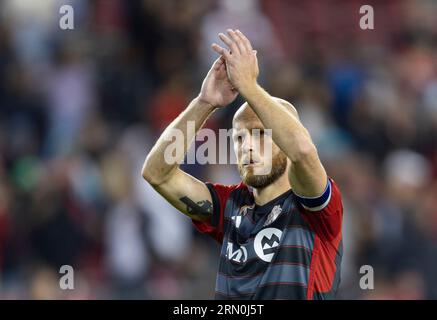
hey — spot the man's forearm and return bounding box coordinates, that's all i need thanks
[239,84,314,162]
[142,97,217,185]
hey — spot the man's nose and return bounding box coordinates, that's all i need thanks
[241,137,253,154]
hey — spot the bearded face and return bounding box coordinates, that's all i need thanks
[232,101,296,189]
[237,147,288,188]
[233,121,288,188]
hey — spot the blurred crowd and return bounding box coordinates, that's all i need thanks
[0,0,436,299]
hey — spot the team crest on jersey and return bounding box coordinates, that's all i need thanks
[254,228,283,262]
[263,205,282,226]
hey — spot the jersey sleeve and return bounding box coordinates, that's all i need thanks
[191,182,239,243]
[294,177,343,241]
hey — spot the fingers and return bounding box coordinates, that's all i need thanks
[212,29,255,60]
[219,32,240,55]
[226,29,247,54]
[217,59,227,75]
[212,56,224,71]
[211,43,231,60]
[235,29,253,52]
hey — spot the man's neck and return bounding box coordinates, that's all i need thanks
[252,173,291,206]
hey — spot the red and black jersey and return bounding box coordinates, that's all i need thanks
[193,177,343,300]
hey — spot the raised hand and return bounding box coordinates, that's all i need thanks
[198,56,238,108]
[211,29,259,95]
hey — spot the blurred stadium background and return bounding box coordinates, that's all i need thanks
[0,0,436,299]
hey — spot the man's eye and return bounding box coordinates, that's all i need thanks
[253,129,264,136]
[233,135,242,143]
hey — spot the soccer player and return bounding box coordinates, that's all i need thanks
[142,29,343,300]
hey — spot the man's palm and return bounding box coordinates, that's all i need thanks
[200,57,238,108]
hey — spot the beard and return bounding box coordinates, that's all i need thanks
[238,151,288,188]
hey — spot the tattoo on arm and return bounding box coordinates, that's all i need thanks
[179,196,213,217]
